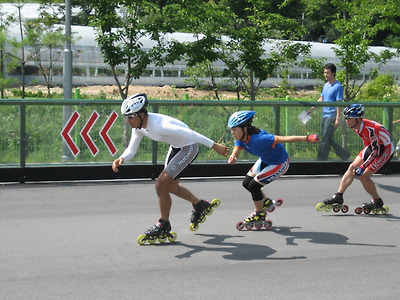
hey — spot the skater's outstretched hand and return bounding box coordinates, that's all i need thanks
[112,157,124,172]
[212,142,229,156]
[307,134,319,143]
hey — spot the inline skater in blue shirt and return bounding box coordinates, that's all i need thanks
[227,111,319,227]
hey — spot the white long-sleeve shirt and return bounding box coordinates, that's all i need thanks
[120,113,214,162]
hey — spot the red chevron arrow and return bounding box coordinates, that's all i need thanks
[80,111,99,156]
[60,111,80,157]
[99,110,118,156]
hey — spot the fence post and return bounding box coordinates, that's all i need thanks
[274,104,281,135]
[285,96,290,156]
[151,103,159,166]
[19,102,26,183]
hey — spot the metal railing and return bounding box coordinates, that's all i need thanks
[1,98,399,172]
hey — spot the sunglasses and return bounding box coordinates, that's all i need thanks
[125,113,138,119]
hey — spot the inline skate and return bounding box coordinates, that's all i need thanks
[355,198,389,215]
[137,219,177,245]
[189,199,221,231]
[236,210,273,231]
[263,197,283,213]
[316,193,349,213]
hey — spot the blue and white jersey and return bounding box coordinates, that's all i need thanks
[234,129,288,164]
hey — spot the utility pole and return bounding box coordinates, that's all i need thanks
[62,0,73,160]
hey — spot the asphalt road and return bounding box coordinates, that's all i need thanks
[1,174,400,299]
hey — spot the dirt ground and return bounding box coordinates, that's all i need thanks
[24,84,319,100]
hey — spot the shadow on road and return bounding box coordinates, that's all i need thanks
[174,233,306,261]
[271,226,397,247]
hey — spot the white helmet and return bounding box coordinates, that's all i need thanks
[121,93,148,115]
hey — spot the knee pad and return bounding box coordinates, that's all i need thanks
[242,175,253,191]
[247,179,264,201]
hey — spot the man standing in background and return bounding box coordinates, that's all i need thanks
[308,63,350,161]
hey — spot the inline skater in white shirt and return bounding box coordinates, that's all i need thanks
[112,93,229,243]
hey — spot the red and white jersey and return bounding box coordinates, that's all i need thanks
[354,119,392,148]
[354,119,394,170]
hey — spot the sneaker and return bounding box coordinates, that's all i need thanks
[323,193,344,205]
[190,200,211,223]
[145,219,171,236]
[244,210,266,223]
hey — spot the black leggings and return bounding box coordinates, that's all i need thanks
[242,175,264,201]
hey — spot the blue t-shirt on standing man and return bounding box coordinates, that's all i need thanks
[321,81,343,118]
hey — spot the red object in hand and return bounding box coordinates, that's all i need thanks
[307,134,319,143]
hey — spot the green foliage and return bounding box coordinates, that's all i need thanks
[357,74,399,101]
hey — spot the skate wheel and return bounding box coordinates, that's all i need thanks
[190,223,199,231]
[200,216,206,223]
[236,221,245,231]
[355,207,363,214]
[364,208,371,214]
[333,205,341,213]
[268,206,275,213]
[315,203,324,212]
[206,207,214,216]
[264,220,273,229]
[168,232,177,242]
[158,236,167,243]
[341,205,349,213]
[324,205,332,212]
[275,199,283,206]
[381,206,389,214]
[245,223,253,230]
[372,208,380,215]
[137,234,147,245]
[148,237,156,244]
[211,199,221,208]
[254,223,263,230]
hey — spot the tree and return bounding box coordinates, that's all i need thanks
[174,0,313,100]
[5,1,32,99]
[24,8,67,97]
[0,8,18,99]
[89,0,181,100]
[331,0,400,100]
[301,0,400,100]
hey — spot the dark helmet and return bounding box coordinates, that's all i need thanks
[343,104,364,118]
[228,111,256,128]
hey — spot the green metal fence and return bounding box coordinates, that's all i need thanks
[1,99,399,169]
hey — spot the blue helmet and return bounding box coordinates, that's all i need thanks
[343,104,364,118]
[228,111,256,128]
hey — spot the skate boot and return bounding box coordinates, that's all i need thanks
[137,219,177,245]
[189,199,221,231]
[263,197,284,213]
[316,193,349,213]
[236,210,272,231]
[355,198,389,215]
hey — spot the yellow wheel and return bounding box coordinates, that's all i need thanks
[372,208,380,215]
[168,232,177,242]
[316,203,324,212]
[137,234,147,245]
[200,216,207,223]
[190,223,198,231]
[206,207,214,216]
[324,205,332,212]
[381,206,389,214]
[148,237,156,244]
[211,199,221,208]
[158,236,167,243]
